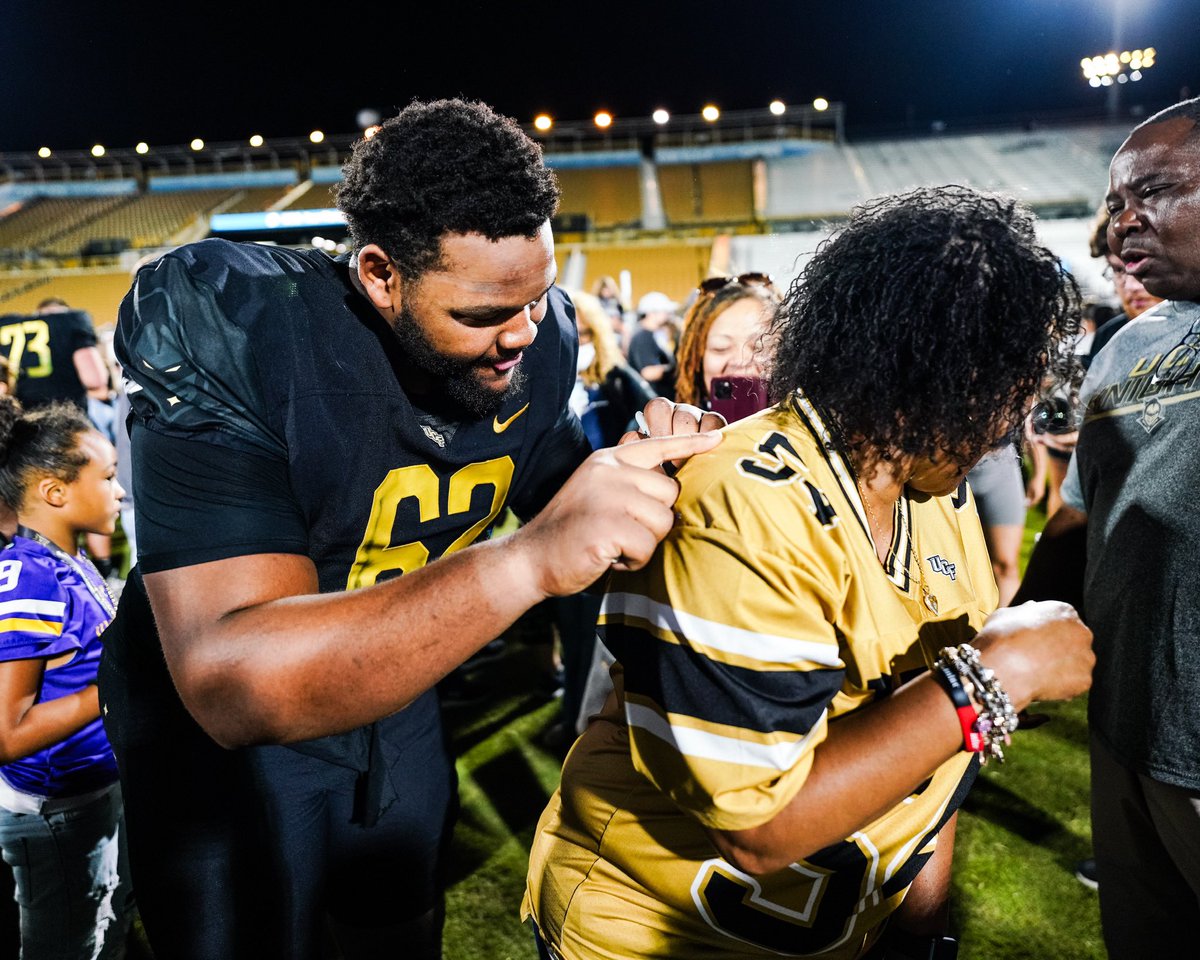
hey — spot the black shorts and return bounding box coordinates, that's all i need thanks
[98,572,457,960]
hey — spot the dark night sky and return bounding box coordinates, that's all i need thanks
[2,0,1198,152]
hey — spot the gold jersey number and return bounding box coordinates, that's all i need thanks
[0,319,53,383]
[346,456,515,590]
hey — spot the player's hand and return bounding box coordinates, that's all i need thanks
[1035,430,1079,454]
[510,430,722,598]
[972,601,1094,709]
[619,397,726,474]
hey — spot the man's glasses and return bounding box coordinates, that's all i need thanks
[698,273,775,295]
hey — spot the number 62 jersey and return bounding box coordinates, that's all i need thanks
[524,398,997,959]
[111,238,587,765]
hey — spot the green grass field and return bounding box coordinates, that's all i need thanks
[443,507,1104,959]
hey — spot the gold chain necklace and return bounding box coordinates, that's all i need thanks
[855,479,939,615]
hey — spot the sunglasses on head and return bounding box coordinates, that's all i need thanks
[698,273,775,294]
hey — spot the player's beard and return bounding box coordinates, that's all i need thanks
[392,304,526,418]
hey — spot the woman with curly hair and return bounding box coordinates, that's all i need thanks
[525,186,1095,960]
[674,276,779,412]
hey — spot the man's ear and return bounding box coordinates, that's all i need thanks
[356,244,402,315]
[36,475,68,509]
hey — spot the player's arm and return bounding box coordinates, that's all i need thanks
[72,345,111,400]
[145,430,721,749]
[705,601,1092,875]
[1011,504,1087,609]
[0,658,99,763]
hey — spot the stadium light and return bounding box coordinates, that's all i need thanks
[813,97,830,112]
[594,111,613,129]
[652,108,670,124]
[1081,47,1156,84]
[190,138,204,151]
[135,142,149,155]
[91,144,105,157]
[309,130,325,144]
[701,104,720,122]
[533,114,553,132]
[37,147,51,158]
[249,134,265,147]
[769,99,786,116]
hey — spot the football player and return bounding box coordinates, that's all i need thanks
[525,187,1095,959]
[99,99,719,959]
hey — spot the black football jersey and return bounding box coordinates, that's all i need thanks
[109,239,588,782]
[115,238,588,592]
[0,308,98,410]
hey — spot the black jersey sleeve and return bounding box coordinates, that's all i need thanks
[114,247,286,458]
[64,310,98,351]
[131,423,308,573]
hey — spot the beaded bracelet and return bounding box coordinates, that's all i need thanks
[935,643,1020,764]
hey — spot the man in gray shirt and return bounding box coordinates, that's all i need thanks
[1019,97,1200,956]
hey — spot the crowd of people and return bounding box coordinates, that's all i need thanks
[0,93,1194,960]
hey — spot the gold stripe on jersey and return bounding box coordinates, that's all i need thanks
[602,590,845,671]
[0,617,64,636]
[526,392,999,960]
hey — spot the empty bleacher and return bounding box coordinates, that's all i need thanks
[43,190,234,255]
[220,185,295,214]
[284,182,339,210]
[558,242,712,305]
[554,167,643,230]
[0,196,130,254]
[659,161,754,226]
[765,128,1113,222]
[0,272,134,324]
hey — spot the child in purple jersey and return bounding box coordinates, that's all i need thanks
[0,397,130,959]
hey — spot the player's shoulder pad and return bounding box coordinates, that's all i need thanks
[114,239,289,457]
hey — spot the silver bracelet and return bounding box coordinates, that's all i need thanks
[937,644,1020,764]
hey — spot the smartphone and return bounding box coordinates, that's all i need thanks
[709,376,769,424]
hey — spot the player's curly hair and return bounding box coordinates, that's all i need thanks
[0,396,93,509]
[768,185,1080,466]
[336,99,560,279]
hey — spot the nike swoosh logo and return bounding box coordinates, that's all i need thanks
[493,403,530,433]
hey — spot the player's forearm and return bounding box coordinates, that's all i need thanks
[149,535,545,748]
[709,672,964,874]
[0,686,100,764]
[1012,505,1087,608]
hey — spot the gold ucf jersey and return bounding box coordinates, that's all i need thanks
[525,396,998,959]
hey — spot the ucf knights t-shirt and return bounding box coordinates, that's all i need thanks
[1062,299,1200,791]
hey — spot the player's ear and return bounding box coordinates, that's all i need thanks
[356,244,403,314]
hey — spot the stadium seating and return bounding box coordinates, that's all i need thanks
[42,190,236,255]
[0,272,133,325]
[554,167,643,229]
[283,182,338,210]
[659,161,754,225]
[557,242,712,304]
[0,197,129,255]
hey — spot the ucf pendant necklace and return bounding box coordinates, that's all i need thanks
[857,482,939,615]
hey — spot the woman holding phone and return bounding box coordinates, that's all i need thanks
[674,275,779,421]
